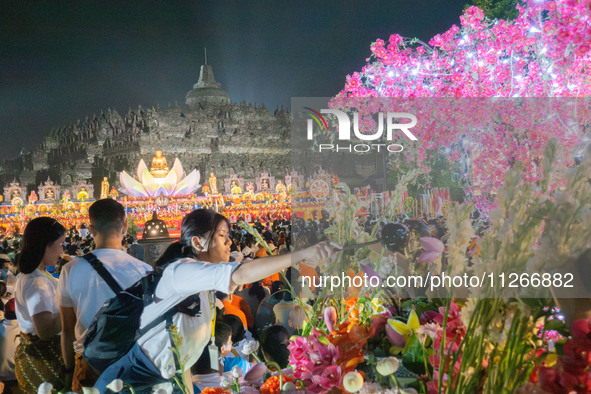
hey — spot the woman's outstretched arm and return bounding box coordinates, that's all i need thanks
[230,241,340,287]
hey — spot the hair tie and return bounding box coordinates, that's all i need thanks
[181,245,188,255]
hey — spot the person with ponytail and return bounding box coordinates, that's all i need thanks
[14,217,67,392]
[94,208,339,393]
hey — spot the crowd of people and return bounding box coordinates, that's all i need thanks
[0,199,336,394]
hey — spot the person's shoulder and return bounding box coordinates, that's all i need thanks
[59,255,89,277]
[18,269,49,290]
[19,268,44,280]
[14,271,30,287]
[93,249,152,270]
[162,257,200,274]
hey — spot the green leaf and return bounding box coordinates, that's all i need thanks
[544,319,566,332]
[407,378,426,394]
[402,336,427,375]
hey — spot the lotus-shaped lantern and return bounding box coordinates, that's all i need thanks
[119,156,201,197]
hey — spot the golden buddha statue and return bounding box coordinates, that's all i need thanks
[100,177,109,199]
[209,172,218,194]
[150,149,169,178]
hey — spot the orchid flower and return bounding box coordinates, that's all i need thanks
[386,309,420,354]
[417,237,444,263]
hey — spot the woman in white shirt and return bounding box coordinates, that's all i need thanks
[14,217,66,392]
[94,209,337,393]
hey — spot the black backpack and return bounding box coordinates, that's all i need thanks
[81,253,178,372]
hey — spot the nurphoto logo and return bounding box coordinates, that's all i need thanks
[303,107,418,153]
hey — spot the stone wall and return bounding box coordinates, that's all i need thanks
[1,101,291,195]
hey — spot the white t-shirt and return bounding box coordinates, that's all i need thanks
[15,268,60,335]
[57,249,152,354]
[137,258,239,379]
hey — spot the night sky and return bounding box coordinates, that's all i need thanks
[0,0,468,159]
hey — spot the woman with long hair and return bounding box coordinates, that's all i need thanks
[14,217,66,392]
[94,208,337,393]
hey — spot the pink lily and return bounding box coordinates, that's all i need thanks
[324,306,337,332]
[242,362,267,383]
[418,237,444,263]
[360,263,383,286]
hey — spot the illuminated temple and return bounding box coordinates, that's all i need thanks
[0,58,290,196]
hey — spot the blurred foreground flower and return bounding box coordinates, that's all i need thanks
[152,382,173,394]
[243,362,268,383]
[324,306,338,331]
[417,237,444,263]
[242,339,260,355]
[376,357,400,376]
[37,382,53,394]
[343,371,364,392]
[106,379,124,392]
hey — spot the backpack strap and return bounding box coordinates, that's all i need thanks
[83,253,123,294]
[137,307,176,336]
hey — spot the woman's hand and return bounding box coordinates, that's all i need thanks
[295,241,342,268]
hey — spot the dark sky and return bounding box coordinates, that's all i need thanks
[0,0,467,159]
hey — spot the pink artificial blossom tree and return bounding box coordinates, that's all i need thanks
[332,0,591,211]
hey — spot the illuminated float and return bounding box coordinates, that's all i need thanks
[119,149,201,198]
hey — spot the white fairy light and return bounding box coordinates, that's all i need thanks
[529,26,543,34]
